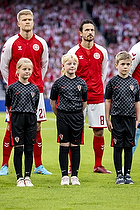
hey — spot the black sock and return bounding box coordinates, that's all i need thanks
[14,146,23,180]
[24,144,33,178]
[114,147,123,176]
[59,146,69,177]
[124,147,132,176]
[71,146,80,177]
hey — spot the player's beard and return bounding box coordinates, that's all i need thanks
[83,35,94,42]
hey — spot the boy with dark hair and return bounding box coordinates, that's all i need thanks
[105,51,140,184]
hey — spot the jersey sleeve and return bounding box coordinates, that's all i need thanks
[104,80,112,99]
[50,81,59,100]
[129,43,140,76]
[0,35,18,84]
[1,40,12,84]
[101,48,108,85]
[35,35,49,80]
[82,81,87,102]
[41,40,49,79]
[35,87,40,109]
[5,86,12,107]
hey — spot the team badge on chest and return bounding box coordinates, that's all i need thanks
[15,137,19,143]
[94,53,100,59]
[130,85,134,91]
[77,85,81,91]
[33,44,39,51]
[31,92,35,97]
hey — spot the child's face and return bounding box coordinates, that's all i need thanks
[64,58,78,77]
[115,59,132,78]
[18,63,33,80]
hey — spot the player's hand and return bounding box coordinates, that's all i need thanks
[136,120,139,130]
[107,121,113,132]
[37,122,41,131]
[7,122,10,131]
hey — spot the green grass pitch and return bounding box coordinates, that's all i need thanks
[0,112,140,209]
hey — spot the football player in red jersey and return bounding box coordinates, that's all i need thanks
[68,19,111,174]
[129,43,140,157]
[0,9,52,175]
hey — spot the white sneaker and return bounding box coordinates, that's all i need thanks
[61,176,69,185]
[71,176,80,185]
[24,177,34,187]
[17,178,25,187]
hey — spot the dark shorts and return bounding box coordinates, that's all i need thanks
[111,115,136,148]
[10,112,37,146]
[57,111,84,145]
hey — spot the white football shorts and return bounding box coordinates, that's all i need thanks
[6,93,46,122]
[83,103,107,128]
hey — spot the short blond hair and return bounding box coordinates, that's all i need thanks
[115,51,132,65]
[61,53,78,75]
[17,9,33,22]
[16,57,33,71]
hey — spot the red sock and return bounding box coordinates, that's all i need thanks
[69,147,71,168]
[93,136,104,169]
[33,130,42,167]
[2,129,13,167]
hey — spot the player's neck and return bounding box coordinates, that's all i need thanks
[19,78,30,85]
[81,40,94,49]
[65,73,76,79]
[20,30,33,40]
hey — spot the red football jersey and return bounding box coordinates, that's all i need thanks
[1,33,49,93]
[129,42,140,94]
[68,43,108,104]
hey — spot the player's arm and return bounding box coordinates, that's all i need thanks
[83,101,87,111]
[135,101,140,129]
[101,48,108,85]
[1,40,12,84]
[50,99,57,116]
[41,40,49,80]
[105,99,113,132]
[129,45,140,76]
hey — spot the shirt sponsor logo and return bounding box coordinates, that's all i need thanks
[33,44,39,51]
[94,52,100,59]
[114,86,120,89]
[15,92,20,95]
[61,86,67,89]
[18,46,22,51]
[79,55,84,59]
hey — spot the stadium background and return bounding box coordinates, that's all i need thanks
[0,0,140,111]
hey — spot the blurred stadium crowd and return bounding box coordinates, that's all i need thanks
[0,0,140,98]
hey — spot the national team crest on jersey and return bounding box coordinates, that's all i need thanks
[59,134,63,140]
[33,44,39,51]
[15,137,19,143]
[77,85,81,91]
[130,85,134,91]
[31,92,35,97]
[94,53,100,59]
